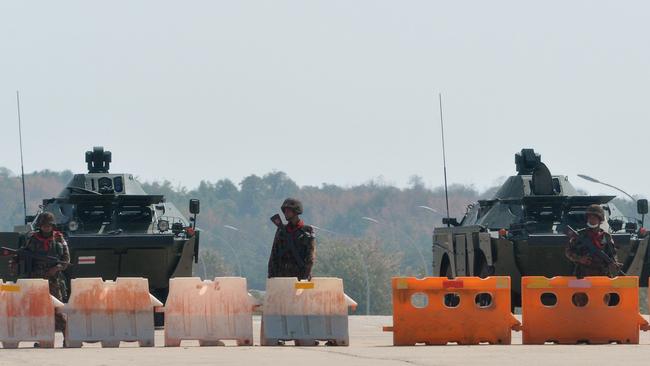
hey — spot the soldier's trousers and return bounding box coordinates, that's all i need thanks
[48,277,66,332]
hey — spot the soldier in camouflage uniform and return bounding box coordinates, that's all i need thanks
[565,204,621,278]
[12,212,71,335]
[267,198,316,280]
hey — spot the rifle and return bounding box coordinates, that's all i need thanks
[564,226,626,276]
[0,247,70,276]
[269,214,307,270]
[1,246,69,267]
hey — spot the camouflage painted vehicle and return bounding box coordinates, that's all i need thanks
[432,149,649,307]
[0,147,200,311]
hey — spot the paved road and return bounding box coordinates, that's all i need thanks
[3,316,650,366]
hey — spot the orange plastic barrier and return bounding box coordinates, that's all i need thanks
[384,277,520,345]
[521,276,648,344]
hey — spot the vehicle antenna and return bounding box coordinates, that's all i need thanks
[16,91,28,224]
[438,93,451,227]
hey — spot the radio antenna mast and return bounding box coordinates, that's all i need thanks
[16,91,28,224]
[438,93,451,227]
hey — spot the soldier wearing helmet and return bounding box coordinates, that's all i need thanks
[13,212,71,338]
[267,198,316,280]
[565,204,621,278]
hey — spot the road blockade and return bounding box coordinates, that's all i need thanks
[163,277,260,346]
[384,276,520,345]
[261,277,357,346]
[0,279,63,349]
[63,277,162,348]
[521,276,648,344]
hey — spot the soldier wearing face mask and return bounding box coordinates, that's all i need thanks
[565,204,621,278]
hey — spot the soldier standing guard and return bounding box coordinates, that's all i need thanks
[267,198,316,280]
[565,204,621,278]
[10,212,71,344]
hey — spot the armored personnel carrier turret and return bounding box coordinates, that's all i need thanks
[432,148,649,307]
[0,147,200,310]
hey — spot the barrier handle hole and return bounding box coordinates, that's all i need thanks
[474,293,493,308]
[540,293,557,307]
[443,293,461,308]
[604,292,620,307]
[572,292,589,307]
[410,292,429,309]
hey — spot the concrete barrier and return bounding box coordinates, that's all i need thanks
[63,277,162,348]
[261,277,357,346]
[0,279,63,348]
[163,277,259,346]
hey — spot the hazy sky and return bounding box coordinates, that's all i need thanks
[1,1,648,197]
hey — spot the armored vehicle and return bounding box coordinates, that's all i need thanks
[433,149,649,307]
[0,147,200,309]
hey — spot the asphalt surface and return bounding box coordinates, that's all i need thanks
[3,316,650,366]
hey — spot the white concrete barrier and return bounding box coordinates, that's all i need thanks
[261,277,357,346]
[164,277,259,346]
[0,279,63,348]
[63,277,162,348]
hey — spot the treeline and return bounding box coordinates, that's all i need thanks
[0,168,641,314]
[141,173,482,314]
[0,169,480,314]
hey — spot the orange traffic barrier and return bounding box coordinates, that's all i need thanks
[384,277,519,345]
[521,276,648,344]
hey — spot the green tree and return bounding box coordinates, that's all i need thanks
[314,237,401,315]
[194,248,236,279]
